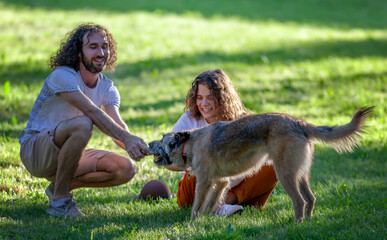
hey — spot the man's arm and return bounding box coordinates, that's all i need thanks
[59,90,150,160]
[104,104,133,150]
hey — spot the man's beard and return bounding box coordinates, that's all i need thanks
[80,52,106,73]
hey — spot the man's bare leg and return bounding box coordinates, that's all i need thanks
[70,153,136,190]
[53,116,93,201]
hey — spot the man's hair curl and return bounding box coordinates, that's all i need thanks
[49,23,117,72]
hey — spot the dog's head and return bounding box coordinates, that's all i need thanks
[149,131,190,167]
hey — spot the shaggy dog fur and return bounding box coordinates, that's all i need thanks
[149,107,373,222]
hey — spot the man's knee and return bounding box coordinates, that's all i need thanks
[72,116,93,136]
[120,157,136,182]
[109,155,136,183]
[55,116,93,146]
[67,116,93,144]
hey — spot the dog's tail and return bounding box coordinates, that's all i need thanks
[304,106,373,153]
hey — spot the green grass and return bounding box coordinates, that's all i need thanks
[0,0,386,239]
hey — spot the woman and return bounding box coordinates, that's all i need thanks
[168,69,278,216]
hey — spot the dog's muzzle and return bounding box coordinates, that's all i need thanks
[154,146,173,165]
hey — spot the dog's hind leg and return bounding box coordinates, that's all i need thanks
[191,179,213,220]
[274,167,306,223]
[298,142,315,218]
[199,179,230,216]
[271,137,315,222]
[299,175,315,218]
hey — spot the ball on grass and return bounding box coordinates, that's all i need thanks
[139,180,171,200]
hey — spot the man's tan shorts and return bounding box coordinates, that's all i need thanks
[20,127,113,179]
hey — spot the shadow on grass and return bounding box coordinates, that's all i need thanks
[114,38,387,82]
[239,71,386,112]
[108,70,386,130]
[182,146,386,238]
[0,198,189,239]
[1,38,385,137]
[233,203,385,239]
[1,0,386,30]
[0,146,385,239]
[235,179,385,238]
[120,97,183,114]
[0,128,26,140]
[0,60,50,85]
[2,37,385,86]
[312,145,386,181]
[2,68,384,137]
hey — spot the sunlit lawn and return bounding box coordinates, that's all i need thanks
[0,0,386,239]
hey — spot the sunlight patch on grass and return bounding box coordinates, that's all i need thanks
[1,1,386,239]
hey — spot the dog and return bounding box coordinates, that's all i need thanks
[149,107,373,222]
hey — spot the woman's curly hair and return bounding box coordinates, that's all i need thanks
[49,23,117,72]
[185,69,248,121]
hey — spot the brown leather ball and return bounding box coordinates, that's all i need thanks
[139,180,171,200]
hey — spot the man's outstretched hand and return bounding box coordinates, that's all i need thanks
[124,134,151,161]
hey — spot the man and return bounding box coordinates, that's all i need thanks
[19,23,150,217]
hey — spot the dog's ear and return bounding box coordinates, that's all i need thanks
[168,132,190,151]
[175,132,190,144]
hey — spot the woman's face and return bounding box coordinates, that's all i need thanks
[196,84,218,124]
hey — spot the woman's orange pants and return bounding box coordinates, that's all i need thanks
[177,164,278,208]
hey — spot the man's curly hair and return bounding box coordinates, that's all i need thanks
[185,69,248,121]
[49,23,117,72]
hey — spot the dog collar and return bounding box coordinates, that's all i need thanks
[182,142,187,164]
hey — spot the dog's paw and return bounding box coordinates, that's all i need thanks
[191,211,199,220]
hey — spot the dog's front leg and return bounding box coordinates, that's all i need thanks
[199,179,230,216]
[191,179,213,220]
